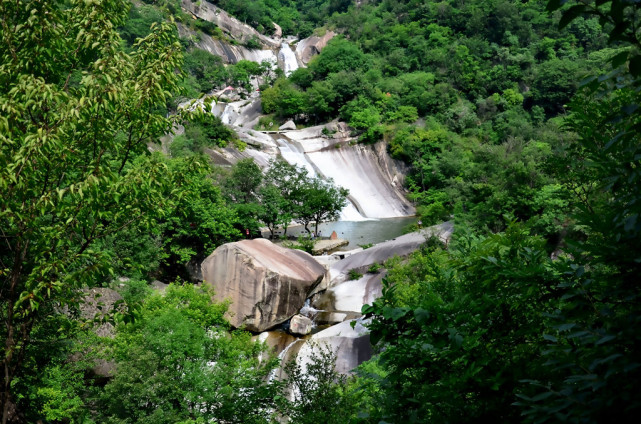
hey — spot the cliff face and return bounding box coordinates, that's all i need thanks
[277,124,415,219]
[180,1,335,71]
[177,24,278,65]
[181,0,280,48]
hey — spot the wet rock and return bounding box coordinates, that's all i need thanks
[201,239,327,332]
[296,319,372,374]
[253,330,298,359]
[281,129,415,219]
[279,120,297,130]
[289,314,313,336]
[177,24,277,65]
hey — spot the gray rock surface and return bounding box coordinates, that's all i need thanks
[253,330,298,358]
[181,0,279,48]
[201,239,327,332]
[279,120,297,130]
[296,319,372,374]
[272,22,282,39]
[329,221,454,284]
[295,31,336,65]
[278,127,415,219]
[177,24,277,65]
[79,288,123,338]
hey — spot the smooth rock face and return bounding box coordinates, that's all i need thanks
[182,0,279,48]
[177,24,277,65]
[289,314,313,336]
[329,222,454,284]
[277,128,415,219]
[201,239,326,332]
[296,319,372,375]
[295,31,336,65]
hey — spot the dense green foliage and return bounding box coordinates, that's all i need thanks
[353,2,641,422]
[4,0,641,422]
[97,284,278,424]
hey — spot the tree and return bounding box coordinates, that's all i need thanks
[296,177,349,236]
[223,158,263,204]
[97,284,281,424]
[263,159,308,236]
[0,1,183,420]
[159,157,241,279]
[256,184,291,238]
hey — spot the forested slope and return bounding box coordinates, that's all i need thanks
[1,0,640,423]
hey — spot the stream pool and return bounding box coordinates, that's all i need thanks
[266,216,419,250]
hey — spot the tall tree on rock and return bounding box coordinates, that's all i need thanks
[0,0,184,421]
[296,177,348,236]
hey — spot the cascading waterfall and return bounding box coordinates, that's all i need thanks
[278,42,299,76]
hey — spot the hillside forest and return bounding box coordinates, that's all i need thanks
[1,0,640,423]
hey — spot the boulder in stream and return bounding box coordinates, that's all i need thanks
[289,314,313,336]
[201,239,327,332]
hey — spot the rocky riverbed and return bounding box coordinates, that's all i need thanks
[201,221,454,377]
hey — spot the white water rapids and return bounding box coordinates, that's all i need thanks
[278,42,299,76]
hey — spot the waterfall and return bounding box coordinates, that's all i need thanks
[278,42,299,76]
[298,298,323,323]
[219,103,235,125]
[276,138,316,177]
[268,339,305,382]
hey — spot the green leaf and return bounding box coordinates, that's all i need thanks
[629,54,641,77]
[610,51,629,68]
[559,5,586,29]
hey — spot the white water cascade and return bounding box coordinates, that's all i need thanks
[278,42,299,76]
[274,130,414,221]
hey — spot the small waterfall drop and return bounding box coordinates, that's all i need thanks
[278,42,299,76]
[299,299,323,323]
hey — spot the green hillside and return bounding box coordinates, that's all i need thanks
[1,0,640,422]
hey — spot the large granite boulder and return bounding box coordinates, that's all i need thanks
[289,314,313,336]
[295,31,336,65]
[202,239,326,332]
